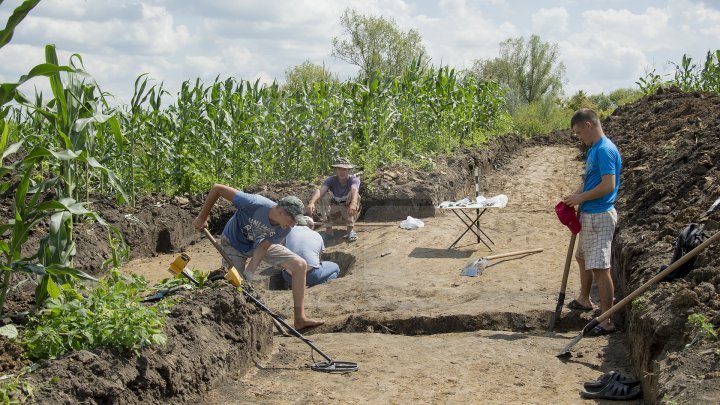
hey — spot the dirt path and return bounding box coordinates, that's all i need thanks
[122,146,640,403]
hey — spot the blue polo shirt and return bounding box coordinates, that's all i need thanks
[581,136,622,214]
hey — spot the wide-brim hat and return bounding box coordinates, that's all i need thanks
[331,157,355,169]
[555,201,581,234]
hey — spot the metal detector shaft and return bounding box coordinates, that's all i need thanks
[549,233,576,331]
[241,289,334,363]
[559,230,720,356]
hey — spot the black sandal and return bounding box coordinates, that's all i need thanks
[584,370,641,390]
[580,380,642,400]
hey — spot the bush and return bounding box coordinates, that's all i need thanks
[511,98,571,136]
[22,270,169,360]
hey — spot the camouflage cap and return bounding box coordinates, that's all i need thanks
[277,196,307,225]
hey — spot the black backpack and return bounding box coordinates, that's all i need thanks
[660,223,707,281]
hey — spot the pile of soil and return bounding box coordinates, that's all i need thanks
[602,87,720,402]
[25,284,273,404]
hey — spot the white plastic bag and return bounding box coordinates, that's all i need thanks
[399,216,425,230]
[483,194,508,208]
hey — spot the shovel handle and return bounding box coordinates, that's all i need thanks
[201,228,235,266]
[548,234,577,331]
[595,230,720,325]
[559,234,577,294]
[485,248,544,261]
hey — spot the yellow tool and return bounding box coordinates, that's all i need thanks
[224,267,242,288]
[167,253,200,286]
[200,228,248,288]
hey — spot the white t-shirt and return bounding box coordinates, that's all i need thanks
[284,226,324,269]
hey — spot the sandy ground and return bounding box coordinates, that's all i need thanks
[122,146,641,404]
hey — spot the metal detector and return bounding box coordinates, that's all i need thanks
[200,228,358,373]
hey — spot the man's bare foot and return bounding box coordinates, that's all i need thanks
[295,318,324,330]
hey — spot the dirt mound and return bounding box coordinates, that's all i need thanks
[246,134,525,222]
[603,87,720,402]
[25,284,272,404]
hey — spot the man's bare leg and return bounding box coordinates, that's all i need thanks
[575,257,594,308]
[592,267,615,330]
[283,257,324,329]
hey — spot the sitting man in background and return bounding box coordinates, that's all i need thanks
[282,216,340,289]
[306,157,361,242]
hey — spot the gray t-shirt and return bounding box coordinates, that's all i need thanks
[222,191,290,253]
[323,175,360,203]
[284,225,323,269]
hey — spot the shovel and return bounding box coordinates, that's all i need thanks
[558,230,720,357]
[461,248,544,276]
[548,233,577,331]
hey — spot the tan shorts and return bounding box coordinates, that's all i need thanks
[575,208,618,270]
[319,192,361,227]
[219,236,299,270]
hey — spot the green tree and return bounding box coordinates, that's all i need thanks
[469,35,565,108]
[283,60,337,92]
[331,8,426,78]
[567,90,598,112]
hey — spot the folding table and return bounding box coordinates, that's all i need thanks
[439,205,498,251]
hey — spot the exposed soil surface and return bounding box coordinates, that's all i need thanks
[2,88,719,404]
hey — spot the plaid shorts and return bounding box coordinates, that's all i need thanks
[575,208,618,270]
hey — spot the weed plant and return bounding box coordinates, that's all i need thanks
[685,313,719,349]
[22,270,169,361]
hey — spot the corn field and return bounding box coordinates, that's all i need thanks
[6,55,509,202]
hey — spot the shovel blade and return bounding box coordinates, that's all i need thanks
[461,264,479,277]
[557,333,583,358]
[461,258,486,277]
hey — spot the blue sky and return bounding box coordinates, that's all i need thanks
[1,0,719,105]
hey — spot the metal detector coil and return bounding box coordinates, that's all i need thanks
[310,360,359,373]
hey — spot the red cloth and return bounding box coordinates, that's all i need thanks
[555,201,581,234]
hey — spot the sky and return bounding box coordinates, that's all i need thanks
[1,0,719,106]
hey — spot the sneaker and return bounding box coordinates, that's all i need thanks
[347,231,358,242]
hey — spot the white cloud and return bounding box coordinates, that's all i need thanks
[532,8,568,34]
[2,0,719,103]
[560,38,648,95]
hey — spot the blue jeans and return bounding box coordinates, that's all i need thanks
[283,261,339,287]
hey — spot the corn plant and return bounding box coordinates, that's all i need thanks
[1,44,129,315]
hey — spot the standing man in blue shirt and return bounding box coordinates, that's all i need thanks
[563,108,622,336]
[193,184,324,330]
